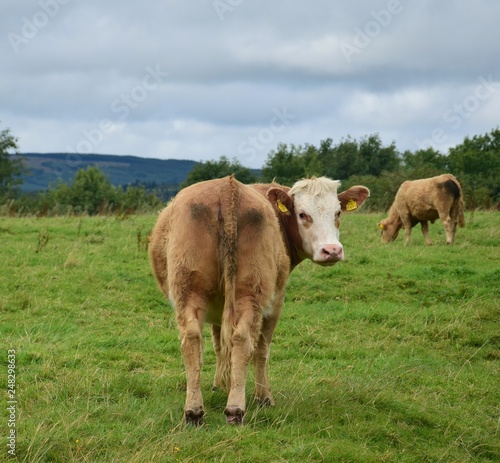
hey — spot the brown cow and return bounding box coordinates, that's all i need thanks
[149,175,369,424]
[378,174,465,245]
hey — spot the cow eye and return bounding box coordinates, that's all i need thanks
[298,212,306,220]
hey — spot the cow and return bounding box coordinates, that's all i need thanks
[149,175,370,425]
[378,174,465,245]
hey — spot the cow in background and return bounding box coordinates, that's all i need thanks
[378,174,465,245]
[149,176,370,424]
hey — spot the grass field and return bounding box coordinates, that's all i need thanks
[1,211,499,462]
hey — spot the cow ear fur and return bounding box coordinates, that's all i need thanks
[338,186,370,213]
[267,187,293,215]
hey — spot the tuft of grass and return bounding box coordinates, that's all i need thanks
[0,213,499,462]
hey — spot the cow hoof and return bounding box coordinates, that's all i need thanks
[255,396,274,407]
[185,407,204,425]
[225,406,245,425]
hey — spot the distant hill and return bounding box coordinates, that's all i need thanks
[20,153,198,192]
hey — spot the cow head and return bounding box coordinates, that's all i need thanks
[267,177,370,266]
[378,217,402,242]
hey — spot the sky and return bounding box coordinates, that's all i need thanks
[1,0,499,168]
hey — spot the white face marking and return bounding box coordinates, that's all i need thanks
[293,190,344,265]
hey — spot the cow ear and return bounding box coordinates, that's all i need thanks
[267,187,293,215]
[338,186,370,213]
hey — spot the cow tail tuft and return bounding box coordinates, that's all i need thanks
[219,176,240,392]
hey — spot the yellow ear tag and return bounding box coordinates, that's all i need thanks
[346,199,357,212]
[277,200,289,213]
[379,223,385,230]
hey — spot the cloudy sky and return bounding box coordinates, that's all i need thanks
[1,0,499,168]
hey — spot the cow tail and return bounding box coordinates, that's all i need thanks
[453,177,466,228]
[219,176,240,392]
[458,196,465,228]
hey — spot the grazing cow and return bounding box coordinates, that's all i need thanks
[149,176,369,424]
[378,174,465,245]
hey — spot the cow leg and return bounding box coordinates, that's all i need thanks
[401,217,412,245]
[211,324,223,391]
[177,300,206,425]
[420,221,432,245]
[440,214,454,244]
[254,293,284,406]
[451,220,458,242]
[254,315,279,406]
[225,297,262,424]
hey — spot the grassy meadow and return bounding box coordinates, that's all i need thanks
[1,211,499,462]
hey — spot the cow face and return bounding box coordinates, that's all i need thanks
[379,218,401,242]
[268,178,370,266]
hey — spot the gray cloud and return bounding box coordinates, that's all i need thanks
[1,0,499,168]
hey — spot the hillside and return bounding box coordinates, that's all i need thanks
[20,153,198,192]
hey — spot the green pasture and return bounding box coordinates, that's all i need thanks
[1,212,499,462]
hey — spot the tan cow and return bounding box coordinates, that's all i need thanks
[378,174,465,245]
[149,175,369,424]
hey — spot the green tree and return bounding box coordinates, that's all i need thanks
[357,134,400,177]
[181,156,257,188]
[61,165,116,214]
[401,147,448,178]
[115,184,162,213]
[343,171,405,211]
[261,143,322,185]
[318,134,400,180]
[317,137,358,180]
[447,128,500,207]
[0,126,26,199]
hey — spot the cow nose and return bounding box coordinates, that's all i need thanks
[321,244,343,261]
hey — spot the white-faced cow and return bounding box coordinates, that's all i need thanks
[149,176,369,424]
[378,174,465,245]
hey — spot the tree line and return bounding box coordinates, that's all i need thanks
[184,129,499,211]
[1,127,162,216]
[1,125,499,215]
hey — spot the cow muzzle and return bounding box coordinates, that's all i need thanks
[316,244,344,265]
